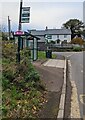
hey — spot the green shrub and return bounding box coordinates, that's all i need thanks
[2,41,16,61]
[2,105,8,116]
[73,47,82,51]
[2,40,45,118]
[2,76,10,90]
[25,70,40,82]
[11,86,24,100]
[3,69,14,81]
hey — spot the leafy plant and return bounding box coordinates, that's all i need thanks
[71,37,84,45]
[25,70,40,82]
[73,46,82,51]
[2,76,10,90]
[2,40,46,119]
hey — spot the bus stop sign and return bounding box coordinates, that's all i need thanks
[14,30,24,36]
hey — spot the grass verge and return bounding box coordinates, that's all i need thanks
[38,51,56,60]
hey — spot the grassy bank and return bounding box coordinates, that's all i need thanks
[2,40,46,119]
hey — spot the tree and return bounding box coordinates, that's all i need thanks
[63,19,85,40]
[82,29,85,38]
[71,37,84,45]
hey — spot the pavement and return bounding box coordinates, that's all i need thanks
[33,56,67,119]
[43,59,65,68]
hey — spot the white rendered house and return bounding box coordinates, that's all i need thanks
[44,29,71,44]
[29,28,71,50]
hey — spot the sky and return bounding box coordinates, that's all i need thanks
[0,0,84,31]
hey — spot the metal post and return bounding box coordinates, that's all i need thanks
[18,0,22,31]
[8,16,11,40]
[17,0,23,63]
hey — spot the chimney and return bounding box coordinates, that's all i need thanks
[45,26,48,31]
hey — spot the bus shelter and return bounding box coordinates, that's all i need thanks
[13,31,40,61]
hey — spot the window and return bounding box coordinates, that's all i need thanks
[64,35,67,38]
[57,35,59,39]
[47,35,52,39]
[63,40,67,44]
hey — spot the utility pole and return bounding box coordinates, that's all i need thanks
[17,0,23,63]
[8,16,11,40]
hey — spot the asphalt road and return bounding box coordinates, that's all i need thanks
[53,52,84,118]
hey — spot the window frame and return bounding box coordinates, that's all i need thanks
[64,35,67,38]
[57,35,59,39]
[46,35,52,39]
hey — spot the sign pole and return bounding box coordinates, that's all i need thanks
[18,0,22,30]
[17,0,23,63]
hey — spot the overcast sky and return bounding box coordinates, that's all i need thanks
[0,0,84,31]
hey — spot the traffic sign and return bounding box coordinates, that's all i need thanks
[21,7,30,23]
[21,18,30,23]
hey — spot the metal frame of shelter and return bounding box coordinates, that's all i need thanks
[13,31,40,61]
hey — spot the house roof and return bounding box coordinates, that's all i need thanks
[29,30,45,36]
[25,32,40,40]
[29,29,71,36]
[46,29,71,35]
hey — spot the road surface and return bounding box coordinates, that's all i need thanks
[53,52,85,118]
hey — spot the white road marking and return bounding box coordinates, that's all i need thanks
[66,53,76,58]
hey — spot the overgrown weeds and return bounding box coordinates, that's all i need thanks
[2,40,46,119]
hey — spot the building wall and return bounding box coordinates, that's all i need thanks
[36,35,45,42]
[45,34,71,43]
[36,34,71,50]
[38,42,46,51]
[35,35,46,50]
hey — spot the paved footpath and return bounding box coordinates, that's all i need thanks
[33,58,65,118]
[43,59,65,68]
